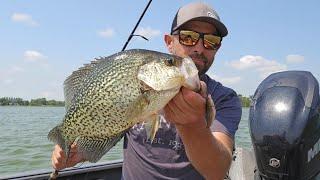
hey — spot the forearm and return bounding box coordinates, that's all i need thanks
[176,126,232,180]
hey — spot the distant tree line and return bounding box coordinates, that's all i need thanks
[238,94,252,107]
[0,96,252,107]
[0,97,64,106]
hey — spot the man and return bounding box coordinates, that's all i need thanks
[52,2,241,180]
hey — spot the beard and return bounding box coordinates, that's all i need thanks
[189,53,213,75]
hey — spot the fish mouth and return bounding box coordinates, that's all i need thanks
[180,57,200,92]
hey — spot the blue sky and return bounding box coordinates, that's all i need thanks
[0,0,319,100]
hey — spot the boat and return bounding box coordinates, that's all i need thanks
[0,160,123,180]
[228,71,320,180]
[2,71,320,180]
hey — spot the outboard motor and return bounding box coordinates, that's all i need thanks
[249,71,320,180]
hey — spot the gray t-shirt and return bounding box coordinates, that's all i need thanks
[122,74,242,180]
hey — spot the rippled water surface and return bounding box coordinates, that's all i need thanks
[0,106,251,177]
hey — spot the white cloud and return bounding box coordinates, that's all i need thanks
[210,74,241,85]
[40,89,62,100]
[257,63,287,78]
[38,80,64,100]
[286,54,305,64]
[3,79,13,84]
[1,66,25,76]
[227,55,287,78]
[10,66,25,73]
[228,55,265,70]
[98,28,115,38]
[136,27,161,39]
[0,66,25,84]
[11,13,39,26]
[24,50,46,62]
[40,91,52,99]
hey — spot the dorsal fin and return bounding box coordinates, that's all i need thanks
[63,57,105,111]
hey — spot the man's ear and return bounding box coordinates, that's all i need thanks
[164,34,174,53]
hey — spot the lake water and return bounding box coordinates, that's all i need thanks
[0,106,251,177]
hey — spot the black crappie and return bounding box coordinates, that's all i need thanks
[48,49,200,163]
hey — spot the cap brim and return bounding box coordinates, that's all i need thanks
[174,17,228,37]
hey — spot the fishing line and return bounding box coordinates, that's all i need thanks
[121,0,153,51]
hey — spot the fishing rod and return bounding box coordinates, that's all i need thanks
[121,0,153,51]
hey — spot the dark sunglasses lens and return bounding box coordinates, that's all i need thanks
[179,30,200,46]
[203,35,221,50]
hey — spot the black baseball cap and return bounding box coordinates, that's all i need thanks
[171,2,228,37]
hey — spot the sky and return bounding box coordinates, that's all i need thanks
[0,0,319,101]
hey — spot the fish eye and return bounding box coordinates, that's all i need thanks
[165,58,175,66]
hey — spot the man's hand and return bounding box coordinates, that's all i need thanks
[164,81,232,179]
[51,144,84,170]
[164,81,209,129]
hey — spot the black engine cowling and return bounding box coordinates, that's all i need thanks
[250,71,320,179]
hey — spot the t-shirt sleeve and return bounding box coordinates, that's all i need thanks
[209,86,242,138]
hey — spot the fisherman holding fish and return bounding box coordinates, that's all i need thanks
[50,2,241,180]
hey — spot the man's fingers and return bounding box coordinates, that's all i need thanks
[51,142,86,171]
[181,86,206,109]
[52,156,66,170]
[52,153,65,170]
[163,101,175,123]
[70,142,77,149]
[52,145,66,170]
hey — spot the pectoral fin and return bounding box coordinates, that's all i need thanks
[144,114,160,142]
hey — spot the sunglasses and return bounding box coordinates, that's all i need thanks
[172,30,222,50]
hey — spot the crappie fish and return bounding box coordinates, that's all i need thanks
[48,49,200,163]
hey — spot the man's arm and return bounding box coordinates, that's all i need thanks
[177,128,233,180]
[164,82,234,180]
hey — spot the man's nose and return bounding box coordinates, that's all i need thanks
[192,38,204,53]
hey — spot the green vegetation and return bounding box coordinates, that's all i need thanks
[0,96,252,107]
[0,97,64,106]
[238,94,252,107]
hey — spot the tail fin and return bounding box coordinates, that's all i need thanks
[48,125,66,151]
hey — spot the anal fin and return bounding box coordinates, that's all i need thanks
[76,132,125,163]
